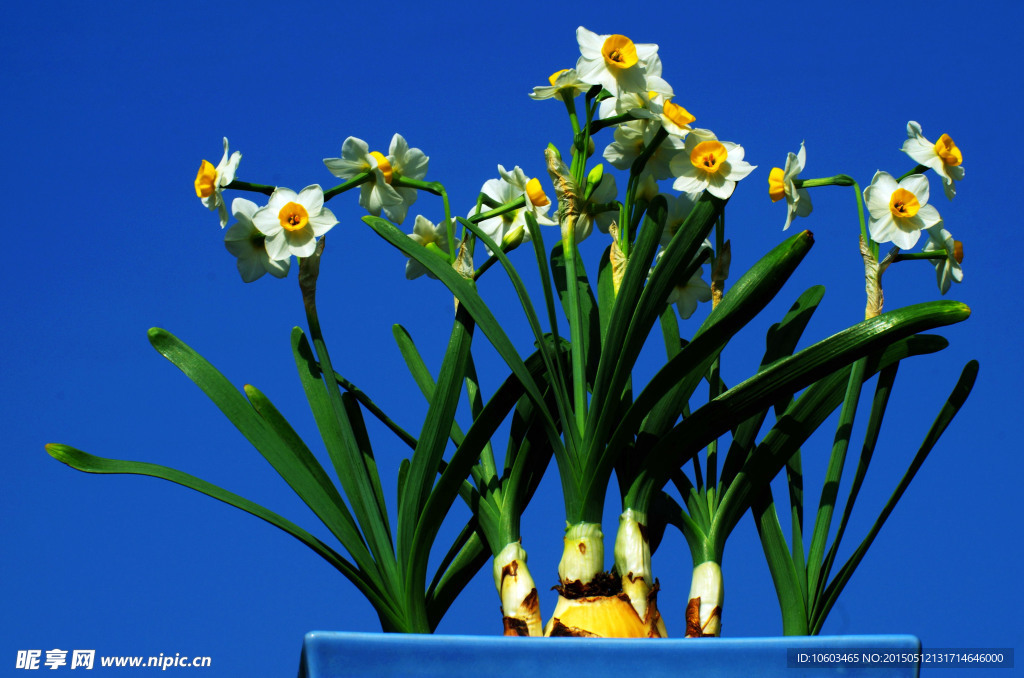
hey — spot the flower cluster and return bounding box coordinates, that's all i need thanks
[194,32,965,307]
[523,26,760,319]
[765,120,965,297]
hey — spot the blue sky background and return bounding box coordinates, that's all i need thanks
[4,0,1022,674]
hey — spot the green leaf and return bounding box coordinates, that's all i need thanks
[804,358,868,603]
[811,359,979,633]
[398,306,474,611]
[814,363,899,609]
[752,484,810,635]
[604,230,815,513]
[392,324,467,449]
[720,285,827,493]
[45,443,406,631]
[292,328,399,591]
[146,328,383,588]
[363,215,564,481]
[643,301,969,508]
[715,333,954,543]
[425,521,491,630]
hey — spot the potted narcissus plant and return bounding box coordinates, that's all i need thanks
[47,25,975,678]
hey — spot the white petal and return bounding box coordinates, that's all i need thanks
[266,259,290,279]
[323,157,364,178]
[309,208,338,236]
[868,214,898,246]
[268,186,298,208]
[297,185,325,215]
[672,172,705,194]
[915,204,942,231]
[890,221,923,249]
[231,197,259,224]
[576,26,604,56]
[901,136,936,165]
[412,215,436,240]
[238,255,266,283]
[286,230,317,258]
[705,175,736,199]
[899,174,931,203]
[252,206,282,237]
[264,232,291,260]
[341,136,370,160]
[389,133,409,159]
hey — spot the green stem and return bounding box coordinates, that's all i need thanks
[589,111,638,134]
[323,171,372,201]
[891,250,949,263]
[897,164,930,181]
[224,179,276,196]
[794,175,855,189]
[562,225,589,438]
[298,241,409,629]
[467,195,527,224]
[331,373,417,450]
[394,176,455,263]
[620,126,668,258]
[851,179,874,261]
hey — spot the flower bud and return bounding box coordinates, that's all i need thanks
[584,163,605,200]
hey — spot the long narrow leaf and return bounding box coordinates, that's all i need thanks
[292,328,399,592]
[811,360,978,633]
[714,334,953,540]
[363,215,564,482]
[398,307,474,600]
[752,484,810,635]
[45,443,405,631]
[148,328,383,589]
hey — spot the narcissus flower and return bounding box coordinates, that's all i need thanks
[902,121,964,200]
[529,68,592,101]
[323,137,403,221]
[650,244,713,319]
[623,92,696,139]
[768,141,813,230]
[224,198,290,283]
[472,166,557,252]
[603,120,686,181]
[659,192,700,245]
[252,185,338,260]
[863,171,941,249]
[386,134,429,225]
[923,226,963,294]
[405,216,458,280]
[575,27,666,97]
[670,132,755,199]
[194,137,241,228]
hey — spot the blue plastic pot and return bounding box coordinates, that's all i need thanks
[299,632,921,677]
